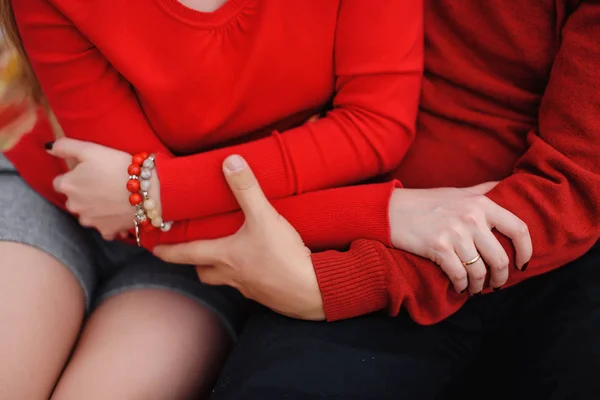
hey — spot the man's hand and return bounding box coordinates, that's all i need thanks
[153,155,325,321]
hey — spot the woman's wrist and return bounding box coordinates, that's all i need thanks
[126,152,171,245]
[148,169,162,218]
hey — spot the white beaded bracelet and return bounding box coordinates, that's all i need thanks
[139,155,173,232]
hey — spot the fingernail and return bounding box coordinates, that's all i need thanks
[224,155,246,172]
[44,141,55,150]
[472,291,482,297]
[493,286,503,292]
[521,262,529,272]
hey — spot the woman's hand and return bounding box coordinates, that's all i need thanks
[48,138,160,240]
[388,184,532,294]
[154,155,325,321]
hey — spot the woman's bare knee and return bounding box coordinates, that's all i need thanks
[52,289,232,400]
[0,242,85,400]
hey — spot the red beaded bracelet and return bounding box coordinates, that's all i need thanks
[127,152,172,246]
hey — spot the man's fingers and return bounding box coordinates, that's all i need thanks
[153,237,230,266]
[487,203,533,270]
[47,138,98,161]
[195,265,227,286]
[222,155,274,223]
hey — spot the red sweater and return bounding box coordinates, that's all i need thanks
[312,0,600,322]
[8,0,600,325]
[7,0,421,228]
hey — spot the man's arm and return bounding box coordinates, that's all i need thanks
[312,1,600,322]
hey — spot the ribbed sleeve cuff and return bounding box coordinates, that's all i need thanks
[312,241,390,321]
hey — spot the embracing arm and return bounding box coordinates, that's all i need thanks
[150,180,397,250]
[304,1,600,323]
[153,0,423,221]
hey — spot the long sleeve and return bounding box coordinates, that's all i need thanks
[12,0,171,156]
[311,2,600,323]
[147,181,397,252]
[156,0,423,221]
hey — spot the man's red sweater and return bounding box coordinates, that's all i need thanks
[311,0,600,322]
[7,0,600,325]
[145,0,600,323]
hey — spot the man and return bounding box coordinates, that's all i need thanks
[156,1,600,398]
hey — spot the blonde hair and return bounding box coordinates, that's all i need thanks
[0,0,42,104]
[0,1,68,152]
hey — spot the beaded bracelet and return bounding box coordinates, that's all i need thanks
[127,152,172,246]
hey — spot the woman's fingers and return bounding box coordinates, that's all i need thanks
[486,202,532,270]
[453,238,487,294]
[474,229,509,289]
[437,251,469,294]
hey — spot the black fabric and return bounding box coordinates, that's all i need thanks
[212,244,600,400]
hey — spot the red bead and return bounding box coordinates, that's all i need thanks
[126,179,140,193]
[139,152,150,160]
[128,164,141,176]
[132,153,146,166]
[139,218,151,227]
[129,192,143,206]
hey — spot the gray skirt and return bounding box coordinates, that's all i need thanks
[0,154,246,338]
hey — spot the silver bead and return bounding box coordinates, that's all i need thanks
[161,221,173,232]
[141,168,152,180]
[140,179,151,191]
[143,158,154,169]
[136,208,146,217]
[129,175,139,180]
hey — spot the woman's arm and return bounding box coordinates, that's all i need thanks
[154,0,423,221]
[151,181,397,251]
[13,0,423,225]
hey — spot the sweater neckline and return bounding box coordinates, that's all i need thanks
[155,0,247,27]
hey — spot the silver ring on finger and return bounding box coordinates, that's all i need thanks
[462,253,481,267]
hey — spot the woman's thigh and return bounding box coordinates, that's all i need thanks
[51,289,233,400]
[52,240,248,399]
[0,161,94,399]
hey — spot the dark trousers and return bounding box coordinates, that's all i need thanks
[212,242,600,400]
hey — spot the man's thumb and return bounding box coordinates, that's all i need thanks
[223,155,273,222]
[154,237,229,266]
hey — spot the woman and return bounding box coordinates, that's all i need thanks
[0,0,424,398]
